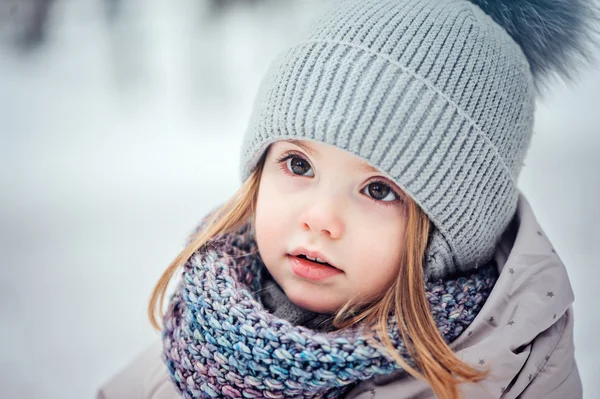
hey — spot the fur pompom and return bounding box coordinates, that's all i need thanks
[468,0,600,91]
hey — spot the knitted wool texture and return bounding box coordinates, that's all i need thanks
[240,0,537,280]
[162,223,499,399]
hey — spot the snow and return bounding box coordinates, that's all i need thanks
[0,0,598,397]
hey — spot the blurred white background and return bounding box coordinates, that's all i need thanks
[0,0,598,398]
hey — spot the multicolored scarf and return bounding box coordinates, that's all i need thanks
[162,223,498,398]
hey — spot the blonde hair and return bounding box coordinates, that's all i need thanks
[148,153,489,399]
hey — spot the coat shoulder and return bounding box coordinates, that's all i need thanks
[515,307,582,398]
[97,340,180,399]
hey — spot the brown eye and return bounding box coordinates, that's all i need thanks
[286,156,314,177]
[363,181,397,202]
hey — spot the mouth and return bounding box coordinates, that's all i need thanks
[287,248,343,281]
[296,254,333,267]
[288,248,338,269]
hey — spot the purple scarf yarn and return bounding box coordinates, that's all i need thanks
[162,223,498,398]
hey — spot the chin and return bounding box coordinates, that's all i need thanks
[281,281,342,314]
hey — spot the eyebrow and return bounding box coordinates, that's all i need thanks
[356,162,379,174]
[284,139,380,174]
[285,139,317,156]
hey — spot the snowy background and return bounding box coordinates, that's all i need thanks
[0,0,598,398]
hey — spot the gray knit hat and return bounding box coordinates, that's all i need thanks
[240,0,598,280]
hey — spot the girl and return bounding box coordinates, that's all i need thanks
[98,0,598,397]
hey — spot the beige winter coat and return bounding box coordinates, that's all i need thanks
[98,193,582,398]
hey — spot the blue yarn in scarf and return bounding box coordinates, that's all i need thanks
[162,223,498,398]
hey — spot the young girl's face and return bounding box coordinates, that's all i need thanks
[254,140,409,314]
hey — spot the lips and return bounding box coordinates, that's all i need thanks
[288,255,343,281]
[297,254,330,266]
[287,247,343,281]
[289,247,338,269]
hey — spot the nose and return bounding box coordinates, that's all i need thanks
[300,197,345,240]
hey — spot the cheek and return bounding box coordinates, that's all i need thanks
[347,213,407,295]
[255,184,278,251]
[255,167,309,232]
[254,172,295,257]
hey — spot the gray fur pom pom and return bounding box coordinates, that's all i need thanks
[468,0,600,91]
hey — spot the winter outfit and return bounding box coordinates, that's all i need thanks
[98,0,595,397]
[98,194,581,398]
[160,222,497,398]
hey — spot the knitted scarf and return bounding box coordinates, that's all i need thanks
[162,223,498,399]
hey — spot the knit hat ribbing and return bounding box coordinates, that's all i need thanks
[241,0,537,280]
